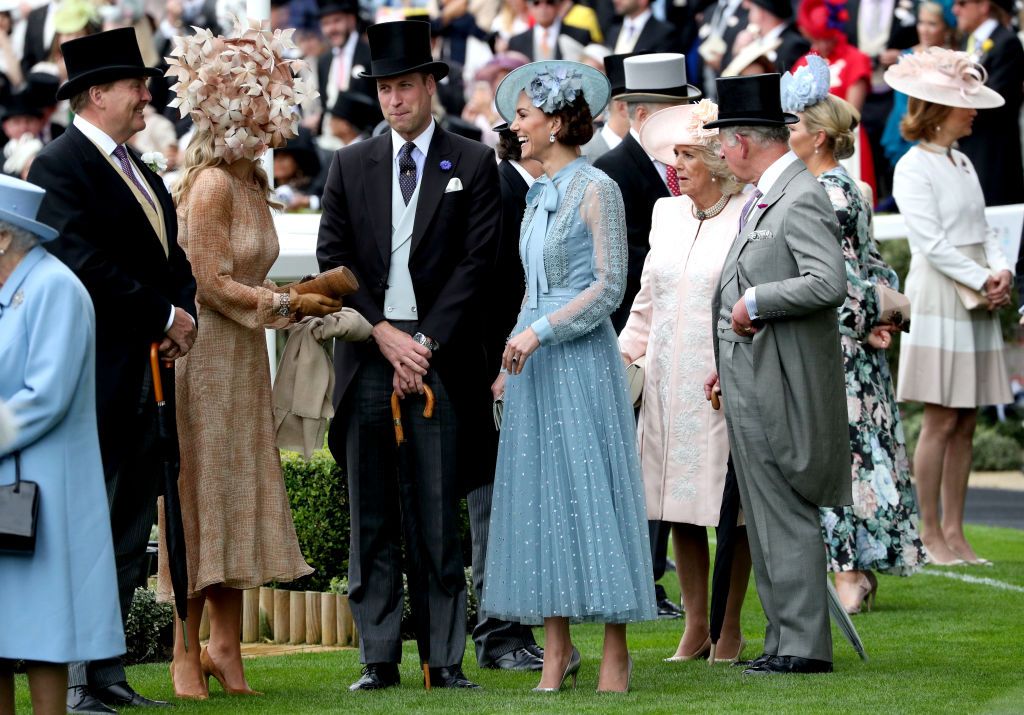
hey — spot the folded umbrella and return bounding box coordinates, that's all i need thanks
[150,344,190,650]
[826,578,869,661]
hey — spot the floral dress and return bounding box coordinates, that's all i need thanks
[817,166,927,575]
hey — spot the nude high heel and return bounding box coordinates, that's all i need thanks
[200,647,262,696]
[597,656,633,693]
[170,661,208,700]
[664,635,712,662]
[532,647,581,692]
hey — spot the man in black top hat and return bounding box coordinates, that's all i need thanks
[0,91,43,149]
[315,0,374,132]
[581,52,633,161]
[27,27,197,713]
[954,0,1024,206]
[721,0,809,74]
[323,91,381,149]
[317,19,500,692]
[704,72,848,676]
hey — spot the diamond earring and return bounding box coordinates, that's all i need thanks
[549,132,556,143]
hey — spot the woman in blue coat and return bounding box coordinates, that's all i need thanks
[0,175,124,714]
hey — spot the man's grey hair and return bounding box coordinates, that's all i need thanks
[626,101,678,121]
[720,125,791,147]
[0,220,39,256]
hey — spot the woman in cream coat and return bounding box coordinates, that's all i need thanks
[619,101,751,663]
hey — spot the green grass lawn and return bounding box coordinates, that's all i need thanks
[16,524,1024,714]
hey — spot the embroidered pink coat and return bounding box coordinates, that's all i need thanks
[619,193,745,525]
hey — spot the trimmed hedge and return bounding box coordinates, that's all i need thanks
[124,587,173,665]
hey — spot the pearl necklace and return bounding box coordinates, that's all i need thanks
[691,194,730,221]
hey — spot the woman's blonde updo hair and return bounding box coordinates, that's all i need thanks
[694,142,744,197]
[800,94,860,160]
[172,130,282,209]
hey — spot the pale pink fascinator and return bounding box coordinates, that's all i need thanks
[884,47,1004,110]
[165,16,318,162]
[639,99,720,166]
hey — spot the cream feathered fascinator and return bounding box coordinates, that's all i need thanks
[165,16,318,162]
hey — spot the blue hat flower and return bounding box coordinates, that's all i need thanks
[495,60,611,123]
[780,54,832,113]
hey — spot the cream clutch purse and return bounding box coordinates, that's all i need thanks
[625,356,645,409]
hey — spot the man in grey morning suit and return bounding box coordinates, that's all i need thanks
[703,74,852,675]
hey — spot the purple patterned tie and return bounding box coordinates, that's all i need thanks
[398,141,417,205]
[113,145,156,211]
[737,188,763,235]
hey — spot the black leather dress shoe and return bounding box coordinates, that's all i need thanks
[743,655,833,676]
[349,663,400,691]
[524,644,545,660]
[67,686,117,714]
[428,665,481,689]
[732,652,773,669]
[657,598,683,619]
[483,647,544,671]
[93,681,169,708]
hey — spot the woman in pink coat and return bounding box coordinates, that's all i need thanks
[618,101,752,663]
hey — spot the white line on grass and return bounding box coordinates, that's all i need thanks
[920,569,1024,593]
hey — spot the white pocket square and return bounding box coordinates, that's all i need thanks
[444,177,463,193]
[747,229,774,241]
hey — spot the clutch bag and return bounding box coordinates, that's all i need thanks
[0,453,39,556]
[625,356,645,409]
[492,397,503,431]
[875,285,912,332]
[953,281,990,311]
[291,266,360,300]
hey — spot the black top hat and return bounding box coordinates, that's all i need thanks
[56,27,163,101]
[988,0,1014,14]
[24,71,59,110]
[278,127,322,179]
[0,90,43,122]
[318,0,359,18]
[703,74,798,129]
[444,116,482,142]
[329,91,381,131]
[604,52,645,97]
[747,0,794,20]
[359,21,449,81]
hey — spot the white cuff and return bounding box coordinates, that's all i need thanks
[164,305,176,333]
[743,286,758,320]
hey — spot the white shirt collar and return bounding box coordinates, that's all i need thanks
[73,113,120,156]
[391,120,435,161]
[755,150,798,196]
[626,8,652,32]
[535,19,562,40]
[973,18,999,44]
[629,127,657,162]
[761,21,787,43]
[601,123,623,151]
[510,160,537,186]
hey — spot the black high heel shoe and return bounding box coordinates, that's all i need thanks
[532,647,581,692]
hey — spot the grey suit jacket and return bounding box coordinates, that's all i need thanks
[713,160,853,508]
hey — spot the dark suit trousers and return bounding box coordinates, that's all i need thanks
[337,328,467,667]
[69,372,161,689]
[467,481,536,664]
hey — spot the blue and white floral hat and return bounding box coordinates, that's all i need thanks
[780,54,832,114]
[495,60,611,123]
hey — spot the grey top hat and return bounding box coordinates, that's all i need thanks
[0,175,59,242]
[617,53,702,103]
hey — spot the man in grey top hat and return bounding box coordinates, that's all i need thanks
[703,72,850,675]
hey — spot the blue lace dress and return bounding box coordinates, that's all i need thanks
[482,158,657,625]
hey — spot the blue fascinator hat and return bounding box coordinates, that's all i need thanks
[780,54,832,114]
[0,174,58,242]
[495,60,611,123]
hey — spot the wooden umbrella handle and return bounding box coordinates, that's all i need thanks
[390,391,405,444]
[422,385,435,419]
[150,343,164,404]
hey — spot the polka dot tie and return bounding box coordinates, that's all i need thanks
[398,141,417,205]
[113,144,156,211]
[665,165,681,197]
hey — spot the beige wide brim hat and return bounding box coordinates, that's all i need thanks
[884,47,1004,110]
[639,100,721,166]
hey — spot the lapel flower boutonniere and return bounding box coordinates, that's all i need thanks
[981,39,994,54]
[757,203,768,209]
[439,160,452,171]
[141,151,168,173]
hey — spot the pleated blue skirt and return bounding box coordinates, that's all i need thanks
[482,294,657,625]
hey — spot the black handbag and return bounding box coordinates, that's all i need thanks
[0,453,40,555]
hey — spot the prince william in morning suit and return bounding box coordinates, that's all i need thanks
[316,20,500,691]
[705,74,851,675]
[27,28,197,713]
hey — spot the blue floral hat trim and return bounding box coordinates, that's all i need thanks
[495,60,611,123]
[780,54,832,113]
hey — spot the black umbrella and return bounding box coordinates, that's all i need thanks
[150,343,190,650]
[390,387,436,690]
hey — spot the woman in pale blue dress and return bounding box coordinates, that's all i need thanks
[483,61,656,694]
[0,176,123,714]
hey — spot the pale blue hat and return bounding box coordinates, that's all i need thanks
[495,60,611,123]
[0,174,58,242]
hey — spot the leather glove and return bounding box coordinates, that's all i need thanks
[290,289,342,318]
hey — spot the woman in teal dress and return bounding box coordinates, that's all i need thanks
[784,57,926,615]
[483,61,656,694]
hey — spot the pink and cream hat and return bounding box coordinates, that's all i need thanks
[883,47,1004,110]
[165,16,318,162]
[639,99,720,166]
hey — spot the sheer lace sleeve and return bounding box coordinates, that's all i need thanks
[530,177,626,345]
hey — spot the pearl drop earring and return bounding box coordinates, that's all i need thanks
[814,148,819,154]
[711,176,717,182]
[548,132,556,143]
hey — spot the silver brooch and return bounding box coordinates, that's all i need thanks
[11,290,24,308]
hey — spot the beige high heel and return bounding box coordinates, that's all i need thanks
[201,647,263,696]
[532,647,581,692]
[710,637,747,664]
[597,656,633,693]
[170,661,208,700]
[664,635,711,662]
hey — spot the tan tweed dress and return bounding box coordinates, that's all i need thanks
[157,167,312,600]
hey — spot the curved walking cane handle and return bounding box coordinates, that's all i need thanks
[149,343,164,404]
[422,385,435,419]
[390,392,405,444]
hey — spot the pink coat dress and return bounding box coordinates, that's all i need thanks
[619,193,746,526]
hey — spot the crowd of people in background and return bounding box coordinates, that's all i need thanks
[1,0,1023,711]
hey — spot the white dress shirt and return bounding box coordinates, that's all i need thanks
[615,9,652,54]
[600,123,623,153]
[968,18,999,54]
[533,20,562,60]
[391,120,435,182]
[743,150,799,318]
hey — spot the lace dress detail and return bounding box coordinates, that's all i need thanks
[482,158,657,625]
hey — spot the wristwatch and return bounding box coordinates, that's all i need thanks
[412,332,439,352]
[276,291,291,317]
